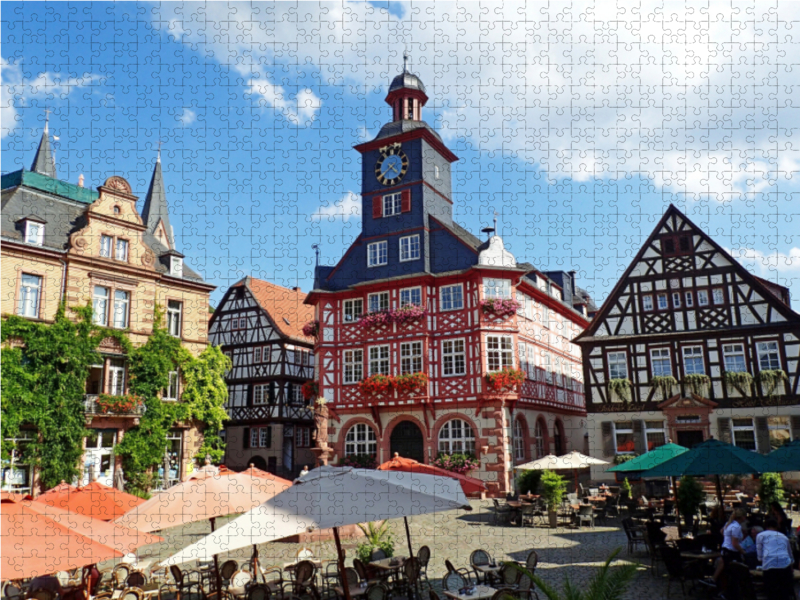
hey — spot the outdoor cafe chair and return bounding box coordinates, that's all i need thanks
[524,550,538,573]
[352,559,380,587]
[490,589,518,600]
[516,574,540,600]
[428,591,440,600]
[120,588,143,600]
[246,585,271,600]
[660,546,703,598]
[125,572,147,589]
[365,584,389,600]
[577,504,594,528]
[26,592,54,600]
[442,571,467,592]
[498,563,521,589]
[416,546,431,588]
[290,561,318,598]
[3,583,22,600]
[519,504,538,528]
[491,499,512,525]
[469,549,496,584]
[444,561,472,585]
[157,583,178,600]
[622,518,647,555]
[395,557,421,600]
[593,502,608,526]
[228,571,253,600]
[114,566,132,588]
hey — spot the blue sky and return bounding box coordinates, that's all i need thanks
[3,1,800,307]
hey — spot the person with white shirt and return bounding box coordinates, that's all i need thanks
[756,518,794,600]
[709,508,747,588]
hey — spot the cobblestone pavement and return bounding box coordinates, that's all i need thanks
[130,501,800,600]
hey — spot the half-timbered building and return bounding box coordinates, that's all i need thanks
[574,205,800,481]
[1,135,215,493]
[209,277,316,478]
[305,66,594,496]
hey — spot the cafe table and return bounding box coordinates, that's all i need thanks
[369,556,406,584]
[680,551,721,561]
[443,585,498,600]
[473,564,502,583]
[749,568,800,580]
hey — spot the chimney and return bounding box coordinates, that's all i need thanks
[78,174,84,187]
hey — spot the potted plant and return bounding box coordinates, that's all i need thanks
[393,372,429,394]
[684,373,711,396]
[540,469,567,528]
[301,380,318,400]
[479,298,521,318]
[756,370,788,399]
[607,378,631,402]
[758,473,785,509]
[676,475,704,530]
[356,521,395,565]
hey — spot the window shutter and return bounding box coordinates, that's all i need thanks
[401,189,411,212]
[791,416,800,441]
[717,417,732,444]
[372,196,382,218]
[754,417,770,454]
[601,421,614,457]
[266,426,272,449]
[243,427,250,449]
[633,420,646,455]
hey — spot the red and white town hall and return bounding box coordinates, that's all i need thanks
[305,66,595,496]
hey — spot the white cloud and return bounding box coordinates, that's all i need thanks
[311,192,361,221]
[150,1,800,198]
[728,246,800,279]
[179,109,196,125]
[1,57,99,138]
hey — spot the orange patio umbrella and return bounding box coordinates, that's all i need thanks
[377,454,487,495]
[1,494,123,580]
[217,464,285,479]
[35,481,145,521]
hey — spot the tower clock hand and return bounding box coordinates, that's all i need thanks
[389,164,399,174]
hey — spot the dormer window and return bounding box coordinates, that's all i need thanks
[24,221,44,246]
[170,256,183,277]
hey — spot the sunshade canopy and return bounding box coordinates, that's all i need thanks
[766,439,800,472]
[2,495,123,579]
[515,451,609,471]
[376,455,487,494]
[640,438,775,478]
[608,443,689,473]
[34,481,145,521]
[116,469,292,533]
[163,466,471,565]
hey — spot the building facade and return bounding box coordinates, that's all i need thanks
[1,132,215,493]
[209,277,316,478]
[575,205,800,481]
[306,68,593,496]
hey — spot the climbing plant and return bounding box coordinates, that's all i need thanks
[684,373,710,397]
[650,375,677,400]
[756,370,788,400]
[607,378,631,402]
[724,371,753,396]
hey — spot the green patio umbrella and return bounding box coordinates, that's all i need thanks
[608,443,688,473]
[639,438,775,506]
[766,439,800,472]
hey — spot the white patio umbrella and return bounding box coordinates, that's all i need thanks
[515,451,609,493]
[163,466,471,600]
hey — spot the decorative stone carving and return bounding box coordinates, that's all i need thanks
[141,250,155,267]
[103,176,132,195]
[311,400,333,467]
[73,236,88,249]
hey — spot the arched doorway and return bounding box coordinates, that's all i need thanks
[390,420,425,463]
[249,455,268,472]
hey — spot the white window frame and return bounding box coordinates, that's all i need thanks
[731,418,757,452]
[295,427,311,448]
[513,419,525,462]
[650,347,672,377]
[17,274,42,318]
[367,241,388,267]
[253,383,269,405]
[345,423,377,456]
[400,341,423,375]
[108,360,126,396]
[657,293,668,310]
[115,238,129,262]
[343,349,363,384]
[642,295,653,311]
[723,343,747,373]
[92,286,109,326]
[368,292,389,313]
[672,292,681,308]
[399,235,420,262]
[486,335,513,371]
[368,345,390,376]
[170,256,183,277]
[442,338,466,376]
[167,300,182,337]
[343,298,363,322]
[438,419,475,455]
[383,192,402,217]
[399,286,421,307]
[645,420,667,451]
[698,290,709,306]
[112,290,130,329]
[685,291,694,307]
[483,278,511,299]
[440,284,464,311]
[682,346,705,375]
[613,421,634,455]
[25,221,44,246]
[756,341,781,371]
[607,351,628,380]
[100,235,113,258]
[164,370,179,401]
[712,288,724,305]
[527,345,536,379]
[253,346,262,363]
[534,420,545,458]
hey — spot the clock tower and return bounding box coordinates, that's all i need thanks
[354,65,459,276]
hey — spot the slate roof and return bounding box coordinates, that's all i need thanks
[141,157,175,249]
[241,277,315,342]
[373,120,442,143]
[389,72,426,94]
[31,129,56,178]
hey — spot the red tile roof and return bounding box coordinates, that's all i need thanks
[238,277,315,342]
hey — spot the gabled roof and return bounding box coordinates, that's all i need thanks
[239,277,315,342]
[31,127,56,178]
[574,204,800,343]
[141,156,174,249]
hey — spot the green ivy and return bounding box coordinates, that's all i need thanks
[650,375,677,400]
[1,304,229,494]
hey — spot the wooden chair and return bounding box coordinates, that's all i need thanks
[157,583,178,600]
[114,565,132,587]
[120,588,143,600]
[442,572,467,592]
[291,560,318,598]
[246,584,271,600]
[469,549,496,584]
[498,563,521,589]
[220,561,239,591]
[396,557,421,600]
[416,546,431,588]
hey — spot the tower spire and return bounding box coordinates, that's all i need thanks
[31,110,57,178]
[141,150,174,249]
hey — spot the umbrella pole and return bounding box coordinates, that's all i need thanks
[333,526,352,600]
[404,516,414,558]
[715,474,724,509]
[574,469,579,495]
[252,545,261,584]
[210,517,223,597]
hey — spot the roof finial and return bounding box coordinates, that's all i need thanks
[312,243,320,267]
[44,108,51,134]
[157,138,165,163]
[403,48,409,73]
[493,211,498,237]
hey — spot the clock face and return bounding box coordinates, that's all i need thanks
[375,148,409,186]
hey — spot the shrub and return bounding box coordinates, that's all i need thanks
[759,473,784,508]
[677,476,704,527]
[517,470,542,495]
[540,470,567,511]
[302,320,319,338]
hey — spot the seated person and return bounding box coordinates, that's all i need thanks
[28,575,64,597]
[757,518,794,600]
[741,526,762,568]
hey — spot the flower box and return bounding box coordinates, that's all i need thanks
[433,453,480,474]
[485,367,525,392]
[479,298,520,318]
[359,305,427,329]
[97,393,144,414]
[357,374,394,396]
[301,380,318,400]
[302,320,319,338]
[393,372,429,395]
[357,372,429,396]
[340,454,378,469]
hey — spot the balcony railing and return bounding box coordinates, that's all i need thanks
[227,404,314,422]
[84,394,146,416]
